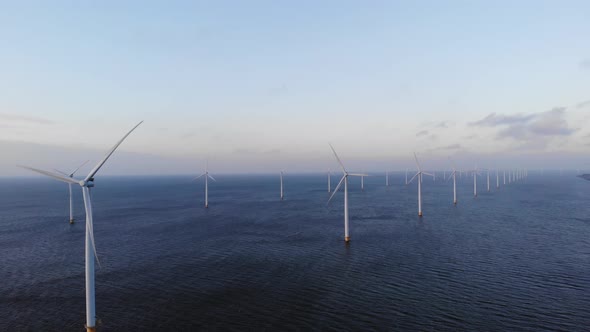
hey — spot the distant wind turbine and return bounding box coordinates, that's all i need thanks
[19,121,143,332]
[448,159,458,205]
[385,171,389,186]
[194,161,216,208]
[408,153,434,216]
[327,144,367,243]
[54,160,89,224]
[280,170,284,200]
[327,169,331,193]
[471,166,482,197]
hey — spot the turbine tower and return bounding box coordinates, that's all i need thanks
[361,173,365,191]
[408,153,434,216]
[19,121,143,332]
[327,169,331,193]
[327,144,367,243]
[54,160,89,224]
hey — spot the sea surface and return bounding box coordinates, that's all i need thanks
[1,173,589,331]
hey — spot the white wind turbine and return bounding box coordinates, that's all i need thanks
[19,121,143,332]
[280,170,285,200]
[471,166,482,197]
[405,168,408,185]
[448,159,458,205]
[327,144,367,243]
[385,170,389,186]
[327,169,331,193]
[496,168,499,189]
[54,160,89,224]
[408,153,434,217]
[194,161,216,208]
[486,169,490,192]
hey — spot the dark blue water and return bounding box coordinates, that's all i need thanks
[1,173,589,331]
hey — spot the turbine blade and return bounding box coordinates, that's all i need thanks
[19,166,80,184]
[414,152,422,171]
[446,171,456,182]
[70,160,90,177]
[328,143,347,174]
[86,190,101,269]
[192,173,205,181]
[348,173,369,177]
[408,172,420,184]
[53,169,69,176]
[327,176,346,205]
[423,172,434,177]
[449,158,457,171]
[208,174,217,182]
[84,121,143,182]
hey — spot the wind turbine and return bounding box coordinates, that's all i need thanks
[280,170,285,200]
[327,144,367,243]
[408,153,434,217]
[194,161,216,208]
[54,160,89,224]
[327,169,331,193]
[486,169,490,192]
[405,168,408,185]
[471,166,481,197]
[448,159,458,205]
[385,170,389,186]
[19,121,143,332]
[496,169,499,189]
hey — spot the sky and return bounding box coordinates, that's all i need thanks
[1,1,589,175]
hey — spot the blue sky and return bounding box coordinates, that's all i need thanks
[1,1,589,175]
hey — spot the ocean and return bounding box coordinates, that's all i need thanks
[1,173,589,331]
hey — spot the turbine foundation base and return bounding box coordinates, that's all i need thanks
[345,236,350,242]
[418,212,423,217]
[69,219,74,224]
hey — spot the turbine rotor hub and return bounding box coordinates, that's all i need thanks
[79,179,95,187]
